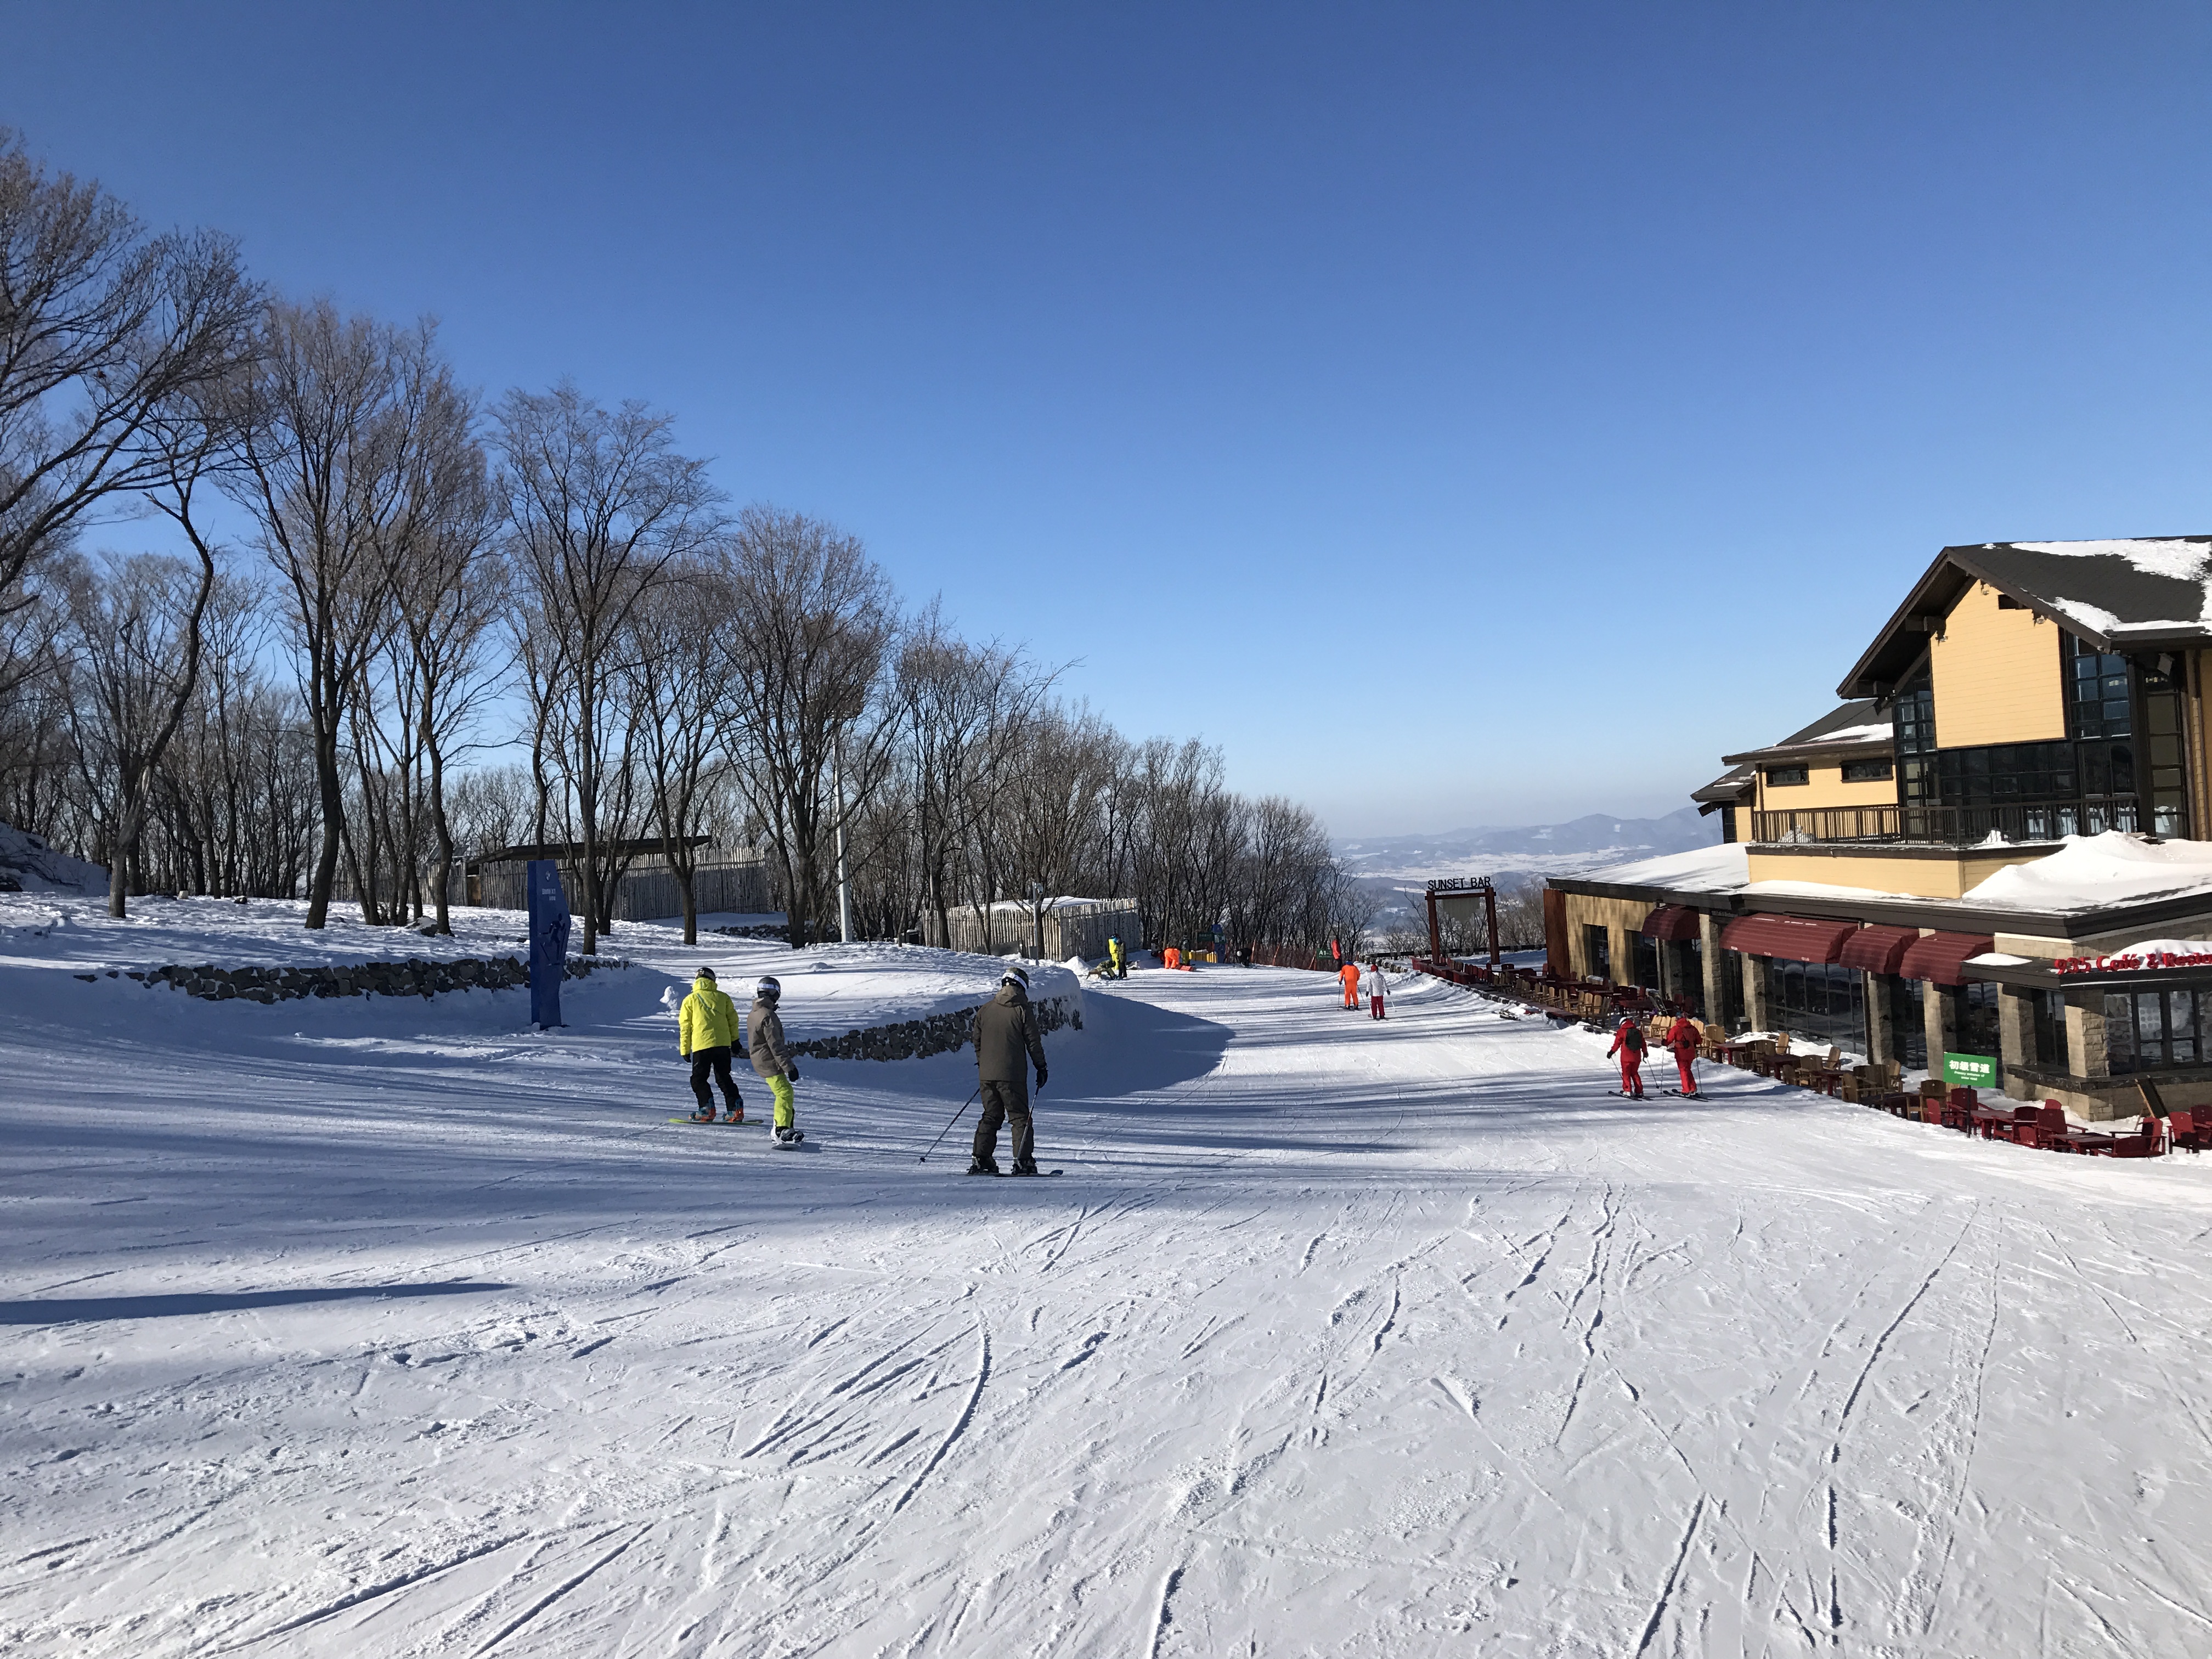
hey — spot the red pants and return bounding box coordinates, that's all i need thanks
[1673,1051,1696,1093]
[1618,1055,1643,1096]
[1370,995,1385,1019]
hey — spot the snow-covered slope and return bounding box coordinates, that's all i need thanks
[0,822,106,896]
[5,950,2211,1655]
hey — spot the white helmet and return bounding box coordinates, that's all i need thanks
[755,975,781,1001]
[1001,965,1030,991]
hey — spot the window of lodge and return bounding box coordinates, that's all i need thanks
[1841,758,1893,782]
[2104,988,2212,1074]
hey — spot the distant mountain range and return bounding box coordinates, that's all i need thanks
[1338,806,1716,886]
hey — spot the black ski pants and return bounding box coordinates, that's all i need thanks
[690,1046,743,1113]
[972,1078,1034,1167]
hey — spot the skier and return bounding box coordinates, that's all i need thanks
[677,966,746,1122]
[1107,936,1126,979]
[969,964,1049,1176]
[1338,958,1361,1009]
[1607,1014,1647,1099]
[1663,1012,1703,1097]
[1361,958,1389,1020]
[747,975,803,1145]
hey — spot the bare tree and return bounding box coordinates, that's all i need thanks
[496,383,719,953]
[223,301,427,928]
[717,507,896,949]
[622,560,729,943]
[1003,704,1118,955]
[0,130,258,709]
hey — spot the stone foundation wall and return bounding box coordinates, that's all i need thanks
[789,995,1082,1063]
[116,955,628,1003]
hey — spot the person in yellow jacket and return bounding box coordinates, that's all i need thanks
[678,966,745,1123]
[1107,936,1126,979]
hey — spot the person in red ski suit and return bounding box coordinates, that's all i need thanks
[1663,1014,1702,1097]
[1606,1016,1647,1098]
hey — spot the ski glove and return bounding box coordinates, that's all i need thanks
[1035,1065,1047,1091]
[786,1066,800,1081]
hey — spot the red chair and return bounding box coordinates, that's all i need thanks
[1943,1087,1979,1132]
[2030,1102,2070,1151]
[2102,1118,2166,1159]
[2169,1109,2204,1154]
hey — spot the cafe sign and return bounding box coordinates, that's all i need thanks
[2052,948,2212,975]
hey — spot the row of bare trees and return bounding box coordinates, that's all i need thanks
[0,128,1368,957]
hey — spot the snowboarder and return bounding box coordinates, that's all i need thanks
[1237,942,1252,968]
[1107,936,1127,979]
[1361,959,1389,1020]
[1338,959,1361,1009]
[1607,1015,1647,1099]
[1663,1013,1703,1097]
[969,964,1049,1176]
[748,975,803,1144]
[678,966,745,1122]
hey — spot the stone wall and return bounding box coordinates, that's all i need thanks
[788,995,1082,1063]
[115,955,628,1003]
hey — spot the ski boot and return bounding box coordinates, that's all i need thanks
[723,1107,746,1124]
[965,1155,1000,1176]
[774,1124,805,1148]
[690,1106,717,1124]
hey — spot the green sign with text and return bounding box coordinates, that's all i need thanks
[1943,1051,1998,1090]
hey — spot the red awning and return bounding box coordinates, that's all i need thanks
[1639,905,1701,942]
[1838,924,1918,975]
[1718,913,1857,964]
[1899,931,1997,986]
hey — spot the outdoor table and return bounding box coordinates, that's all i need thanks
[1805,1068,1846,1097]
[2055,1129,2117,1154]
[1968,1105,2018,1139]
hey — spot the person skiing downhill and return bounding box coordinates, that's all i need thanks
[1607,1015,1647,1098]
[1338,959,1361,1009]
[1663,1013,1703,1097]
[748,976,803,1144]
[1361,959,1389,1020]
[969,964,1049,1176]
[678,966,745,1122]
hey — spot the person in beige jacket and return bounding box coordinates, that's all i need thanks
[748,975,803,1145]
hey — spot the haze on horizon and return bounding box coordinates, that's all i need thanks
[4,3,2208,838]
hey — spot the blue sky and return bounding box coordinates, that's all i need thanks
[8,3,2211,836]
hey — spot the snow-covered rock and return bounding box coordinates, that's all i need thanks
[0,821,107,896]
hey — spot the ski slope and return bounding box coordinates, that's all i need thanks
[7,953,2212,1657]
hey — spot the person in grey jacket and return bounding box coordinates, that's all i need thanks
[969,964,1049,1176]
[748,975,803,1144]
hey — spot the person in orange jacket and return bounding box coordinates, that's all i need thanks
[1662,1013,1702,1097]
[1606,1015,1647,1098]
[1338,959,1361,1009]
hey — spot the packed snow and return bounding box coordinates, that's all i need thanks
[1960,830,2212,915]
[0,822,106,897]
[9,923,2212,1655]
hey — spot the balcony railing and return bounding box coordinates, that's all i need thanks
[1751,799,2142,849]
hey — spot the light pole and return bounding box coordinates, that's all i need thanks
[834,740,853,944]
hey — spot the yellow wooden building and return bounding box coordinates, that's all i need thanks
[1548,536,2212,1119]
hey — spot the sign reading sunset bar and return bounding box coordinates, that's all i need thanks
[1942,1051,1998,1089]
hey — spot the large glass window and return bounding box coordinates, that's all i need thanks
[2071,639,2132,738]
[1632,932,1661,992]
[2034,989,2071,1073]
[2141,663,2189,836]
[1936,742,2077,805]
[1842,758,1893,782]
[1893,670,1937,829]
[2103,988,2212,1073]
[1583,923,1610,981]
[1889,977,1927,1070]
[1769,960,1866,1053]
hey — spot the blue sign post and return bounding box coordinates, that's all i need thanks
[526,859,571,1030]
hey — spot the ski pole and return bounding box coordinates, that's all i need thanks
[919,1087,980,1163]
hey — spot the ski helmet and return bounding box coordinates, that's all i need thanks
[696,966,716,980]
[756,975,781,1001]
[1001,964,1030,991]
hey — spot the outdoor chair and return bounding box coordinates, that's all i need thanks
[2169,1109,2204,1153]
[1943,1086,1980,1131]
[2100,1118,2166,1159]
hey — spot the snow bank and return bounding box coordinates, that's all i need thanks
[1961,831,2212,914]
[0,822,107,896]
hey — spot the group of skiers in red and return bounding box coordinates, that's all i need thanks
[1606,1011,1703,1099]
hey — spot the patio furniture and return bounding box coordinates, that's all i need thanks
[1968,1101,2018,1138]
[2101,1118,2166,1159]
[2169,1109,2204,1153]
[1943,1087,1979,1131]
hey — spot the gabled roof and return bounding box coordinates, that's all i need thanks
[1719,699,1892,767]
[1841,537,2212,698]
[1691,763,1753,812]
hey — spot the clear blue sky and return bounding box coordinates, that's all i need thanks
[8,3,2211,836]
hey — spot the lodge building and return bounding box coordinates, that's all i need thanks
[1545,537,2212,1120]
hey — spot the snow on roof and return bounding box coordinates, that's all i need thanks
[1803,723,1892,745]
[2008,539,2210,581]
[1579,842,1748,893]
[1959,831,2212,915]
